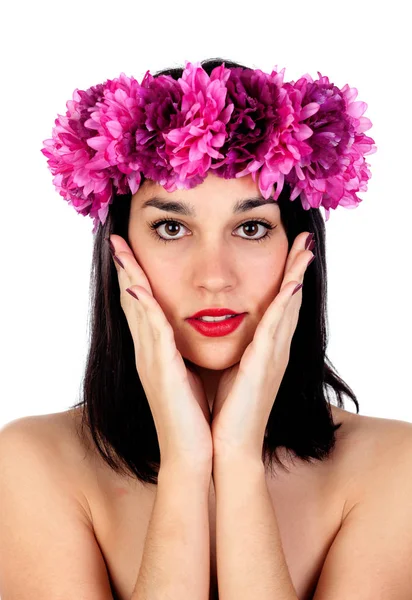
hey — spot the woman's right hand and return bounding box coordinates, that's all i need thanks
[108,234,213,470]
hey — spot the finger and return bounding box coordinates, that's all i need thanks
[108,234,154,297]
[271,258,315,355]
[283,231,311,271]
[254,232,314,339]
[108,237,134,305]
[281,234,315,292]
[254,241,314,361]
[253,279,301,347]
[126,284,177,355]
[108,239,178,368]
[108,238,131,282]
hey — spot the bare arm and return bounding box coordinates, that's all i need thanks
[0,419,115,599]
[131,460,212,600]
[213,456,298,600]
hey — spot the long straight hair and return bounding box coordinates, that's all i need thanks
[71,57,359,486]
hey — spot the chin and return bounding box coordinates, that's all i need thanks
[183,349,243,372]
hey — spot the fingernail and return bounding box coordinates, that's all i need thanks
[307,254,316,267]
[105,238,115,256]
[307,238,316,252]
[126,288,139,300]
[305,233,314,250]
[292,283,303,296]
[114,255,124,269]
[108,238,115,255]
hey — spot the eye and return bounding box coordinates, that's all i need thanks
[236,220,276,242]
[148,218,276,244]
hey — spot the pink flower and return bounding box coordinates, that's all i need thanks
[85,73,144,197]
[41,62,376,232]
[284,73,376,219]
[210,67,287,185]
[41,83,114,233]
[131,70,184,190]
[252,70,320,200]
[162,61,234,188]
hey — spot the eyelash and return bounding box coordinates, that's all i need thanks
[148,217,276,245]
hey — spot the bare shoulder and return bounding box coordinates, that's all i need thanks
[336,406,412,464]
[0,408,94,523]
[310,409,412,597]
[330,405,412,517]
[0,411,120,596]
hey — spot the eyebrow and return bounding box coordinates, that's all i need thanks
[141,195,275,216]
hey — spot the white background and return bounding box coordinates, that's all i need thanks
[1,0,411,428]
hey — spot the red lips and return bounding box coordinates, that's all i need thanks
[188,307,241,319]
[186,313,246,337]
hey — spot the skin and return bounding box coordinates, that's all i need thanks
[127,172,290,414]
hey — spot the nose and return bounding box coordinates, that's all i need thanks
[191,241,237,292]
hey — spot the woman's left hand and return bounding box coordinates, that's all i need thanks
[210,231,315,463]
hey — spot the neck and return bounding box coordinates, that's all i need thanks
[184,361,223,413]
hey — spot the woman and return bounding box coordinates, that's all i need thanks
[1,58,411,600]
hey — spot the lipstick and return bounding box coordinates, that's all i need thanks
[186,313,246,337]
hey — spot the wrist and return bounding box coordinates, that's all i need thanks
[213,448,265,477]
[159,455,213,482]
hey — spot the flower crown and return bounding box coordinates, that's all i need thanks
[41,60,377,234]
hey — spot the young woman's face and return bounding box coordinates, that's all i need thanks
[128,172,289,370]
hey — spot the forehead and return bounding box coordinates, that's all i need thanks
[131,172,279,215]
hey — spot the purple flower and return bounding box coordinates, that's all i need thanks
[41,83,114,233]
[133,70,185,190]
[209,67,283,180]
[255,69,319,200]
[285,73,376,219]
[162,61,234,188]
[41,62,376,232]
[85,73,144,196]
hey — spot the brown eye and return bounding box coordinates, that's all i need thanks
[148,218,189,243]
[241,222,260,237]
[235,220,276,242]
[148,217,276,245]
[163,222,182,237]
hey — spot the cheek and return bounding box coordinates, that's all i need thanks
[128,244,176,301]
[248,255,287,316]
[248,252,286,289]
[150,257,180,284]
[146,259,182,310]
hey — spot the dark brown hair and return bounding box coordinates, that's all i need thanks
[71,57,359,487]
